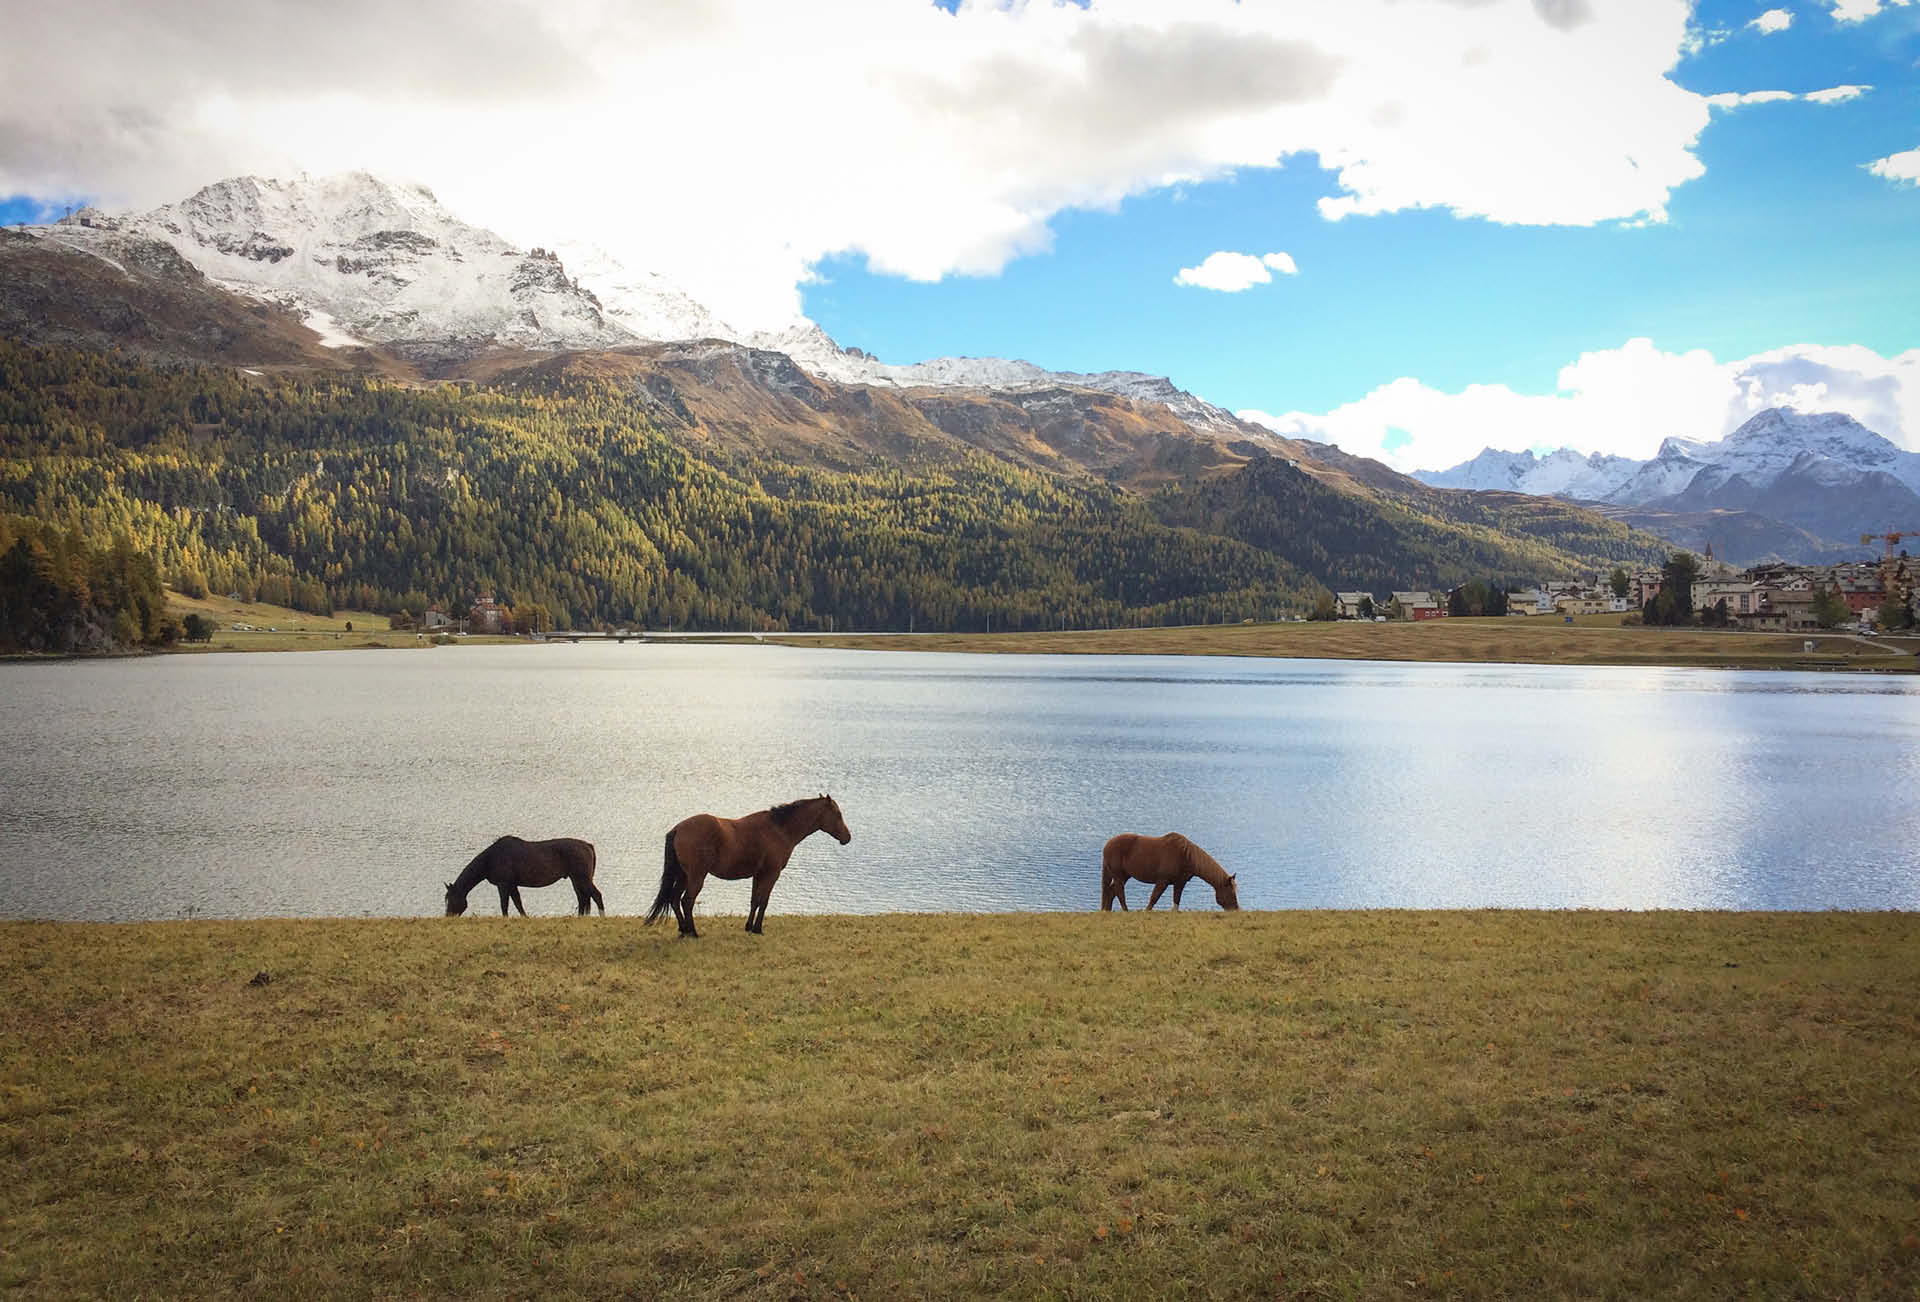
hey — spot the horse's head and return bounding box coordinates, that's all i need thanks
[819,794,852,845]
[444,881,467,916]
[1215,873,1240,911]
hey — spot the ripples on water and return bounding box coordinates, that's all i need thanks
[2,645,1916,920]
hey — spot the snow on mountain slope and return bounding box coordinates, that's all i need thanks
[1416,409,1920,504]
[745,322,1267,442]
[1607,444,1709,504]
[1417,446,1641,499]
[45,173,634,359]
[31,170,1272,444]
[553,242,737,344]
[1707,408,1920,496]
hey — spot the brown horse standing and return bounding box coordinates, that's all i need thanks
[1100,832,1240,911]
[646,794,851,937]
[445,836,604,916]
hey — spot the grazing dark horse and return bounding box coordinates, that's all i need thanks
[445,836,604,917]
[1100,832,1240,912]
[646,794,851,937]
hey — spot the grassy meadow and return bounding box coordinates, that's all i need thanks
[3,911,1916,1299]
[774,617,1920,672]
[162,591,522,652]
[151,593,1920,671]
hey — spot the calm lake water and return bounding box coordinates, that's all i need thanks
[2,644,1917,921]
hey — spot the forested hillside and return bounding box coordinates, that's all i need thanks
[0,342,1316,644]
[0,340,1670,651]
[1153,457,1666,595]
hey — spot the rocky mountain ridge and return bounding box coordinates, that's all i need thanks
[17,171,1262,450]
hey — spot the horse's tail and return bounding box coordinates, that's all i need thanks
[645,829,683,925]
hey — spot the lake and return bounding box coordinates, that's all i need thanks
[3,644,1917,921]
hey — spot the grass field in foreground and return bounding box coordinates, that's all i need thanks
[3,912,1916,1299]
[773,618,1920,672]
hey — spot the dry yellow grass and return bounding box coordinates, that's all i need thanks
[163,591,528,652]
[3,911,1916,1299]
[774,617,1918,672]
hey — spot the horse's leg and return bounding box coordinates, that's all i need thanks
[747,871,777,934]
[589,883,605,915]
[510,886,528,917]
[1113,878,1129,910]
[1171,878,1186,910]
[678,872,703,938]
[497,884,511,916]
[1145,882,1168,910]
[573,877,591,916]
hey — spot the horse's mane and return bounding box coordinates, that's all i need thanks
[1170,833,1229,887]
[769,795,827,826]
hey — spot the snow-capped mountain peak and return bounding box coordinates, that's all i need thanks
[1415,445,1642,498]
[47,171,632,361]
[1414,407,1920,556]
[29,170,1277,445]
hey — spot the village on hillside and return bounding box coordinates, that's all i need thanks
[1336,551,1918,634]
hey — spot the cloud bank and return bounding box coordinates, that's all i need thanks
[0,0,1710,330]
[1240,340,1920,472]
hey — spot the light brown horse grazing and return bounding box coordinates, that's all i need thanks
[1100,832,1240,911]
[646,794,851,937]
[445,836,604,917]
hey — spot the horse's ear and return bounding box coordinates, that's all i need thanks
[1229,873,1238,882]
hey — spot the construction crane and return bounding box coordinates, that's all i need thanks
[1861,530,1915,556]
[1860,530,1917,606]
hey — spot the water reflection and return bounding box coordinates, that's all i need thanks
[1,645,1916,920]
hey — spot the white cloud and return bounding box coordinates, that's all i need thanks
[1823,0,1915,20]
[0,0,1713,330]
[1750,8,1794,31]
[1174,250,1298,291]
[1240,339,1920,472]
[1706,89,1799,108]
[1707,84,1872,111]
[1868,147,1920,185]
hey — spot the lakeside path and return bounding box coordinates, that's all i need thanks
[768,618,1920,672]
[4,911,1916,1298]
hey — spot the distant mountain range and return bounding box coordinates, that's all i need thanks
[0,170,1714,621]
[1415,409,1920,565]
[17,170,1908,572]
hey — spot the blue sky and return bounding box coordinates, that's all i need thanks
[799,0,1919,464]
[3,0,1916,470]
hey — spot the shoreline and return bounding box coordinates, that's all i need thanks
[766,618,1920,672]
[13,596,1913,671]
[5,903,1915,927]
